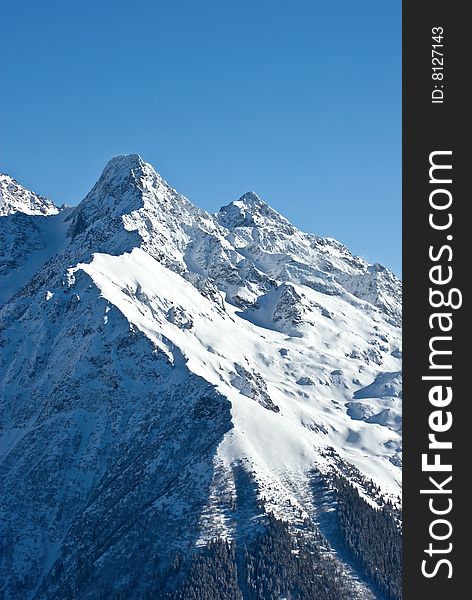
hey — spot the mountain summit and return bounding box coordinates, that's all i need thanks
[0,173,59,216]
[0,156,402,600]
[217,191,293,232]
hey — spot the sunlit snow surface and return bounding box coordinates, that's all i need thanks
[79,248,401,504]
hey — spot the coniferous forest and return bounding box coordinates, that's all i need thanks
[60,474,401,600]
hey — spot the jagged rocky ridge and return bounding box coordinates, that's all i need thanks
[0,155,402,599]
[0,174,59,217]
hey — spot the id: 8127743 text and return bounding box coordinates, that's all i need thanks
[432,27,445,104]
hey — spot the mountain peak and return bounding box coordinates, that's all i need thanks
[238,190,264,205]
[217,191,292,230]
[102,153,145,173]
[0,173,58,216]
[65,154,192,256]
[95,155,180,202]
[65,155,155,245]
[97,154,151,187]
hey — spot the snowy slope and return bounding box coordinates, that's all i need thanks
[0,174,72,306]
[0,209,73,306]
[0,155,401,599]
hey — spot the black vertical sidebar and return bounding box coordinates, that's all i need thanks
[403,2,468,599]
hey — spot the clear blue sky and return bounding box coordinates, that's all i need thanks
[0,0,401,275]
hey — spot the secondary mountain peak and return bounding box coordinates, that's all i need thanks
[217,191,292,230]
[0,173,59,216]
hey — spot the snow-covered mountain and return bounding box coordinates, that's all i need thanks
[0,156,402,600]
[0,174,59,217]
